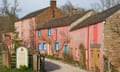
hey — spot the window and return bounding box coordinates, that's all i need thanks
[55,42,59,51]
[38,43,41,51]
[42,42,46,50]
[48,28,51,36]
[38,30,41,37]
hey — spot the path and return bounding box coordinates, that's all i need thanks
[45,58,88,72]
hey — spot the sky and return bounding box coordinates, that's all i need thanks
[9,0,99,18]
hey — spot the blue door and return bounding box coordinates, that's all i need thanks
[64,45,69,54]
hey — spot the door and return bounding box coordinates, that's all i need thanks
[64,45,69,54]
[91,48,100,71]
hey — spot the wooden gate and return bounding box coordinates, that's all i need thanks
[90,44,101,71]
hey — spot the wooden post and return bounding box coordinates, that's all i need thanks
[33,53,38,71]
[2,51,10,68]
[38,54,41,72]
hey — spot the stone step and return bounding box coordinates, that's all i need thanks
[10,54,16,68]
[10,61,16,63]
[10,58,16,62]
[11,65,16,68]
[11,56,16,59]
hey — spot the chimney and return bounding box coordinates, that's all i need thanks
[70,8,77,16]
[50,0,56,8]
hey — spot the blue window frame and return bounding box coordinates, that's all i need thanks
[48,28,51,36]
[54,42,59,51]
[42,42,46,50]
[64,45,69,54]
[38,30,41,37]
[38,43,41,51]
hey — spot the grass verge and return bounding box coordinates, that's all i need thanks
[0,66,36,72]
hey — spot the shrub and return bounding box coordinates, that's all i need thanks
[79,43,86,69]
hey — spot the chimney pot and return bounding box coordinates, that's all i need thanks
[70,8,77,16]
[50,0,56,8]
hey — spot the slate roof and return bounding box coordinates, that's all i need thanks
[70,4,120,31]
[19,7,49,20]
[37,10,95,29]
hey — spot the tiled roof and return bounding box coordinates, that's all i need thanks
[70,4,120,31]
[19,7,49,20]
[37,10,95,29]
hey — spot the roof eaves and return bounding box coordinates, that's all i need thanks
[19,7,49,21]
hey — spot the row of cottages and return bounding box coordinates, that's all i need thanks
[14,0,66,49]
[36,4,120,72]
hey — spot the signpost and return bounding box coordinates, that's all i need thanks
[16,46,28,68]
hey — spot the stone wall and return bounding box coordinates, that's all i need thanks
[104,10,120,71]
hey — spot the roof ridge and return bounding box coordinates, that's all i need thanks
[70,4,120,31]
[37,10,95,29]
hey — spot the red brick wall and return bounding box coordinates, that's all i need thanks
[36,7,66,26]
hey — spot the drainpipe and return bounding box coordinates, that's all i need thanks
[87,25,90,70]
[56,28,58,41]
[34,18,37,50]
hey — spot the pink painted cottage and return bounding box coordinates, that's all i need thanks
[70,4,120,72]
[36,9,95,55]
[14,0,65,49]
[36,4,120,72]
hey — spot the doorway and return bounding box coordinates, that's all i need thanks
[64,45,69,54]
[91,48,100,71]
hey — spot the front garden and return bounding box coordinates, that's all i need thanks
[0,66,35,72]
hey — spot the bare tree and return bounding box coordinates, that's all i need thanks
[0,0,20,17]
[58,30,71,57]
[91,0,120,12]
[40,34,54,55]
[0,0,20,42]
[60,1,85,15]
[60,1,74,15]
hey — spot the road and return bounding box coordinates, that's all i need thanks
[45,58,88,72]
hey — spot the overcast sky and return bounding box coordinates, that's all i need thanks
[16,0,98,18]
